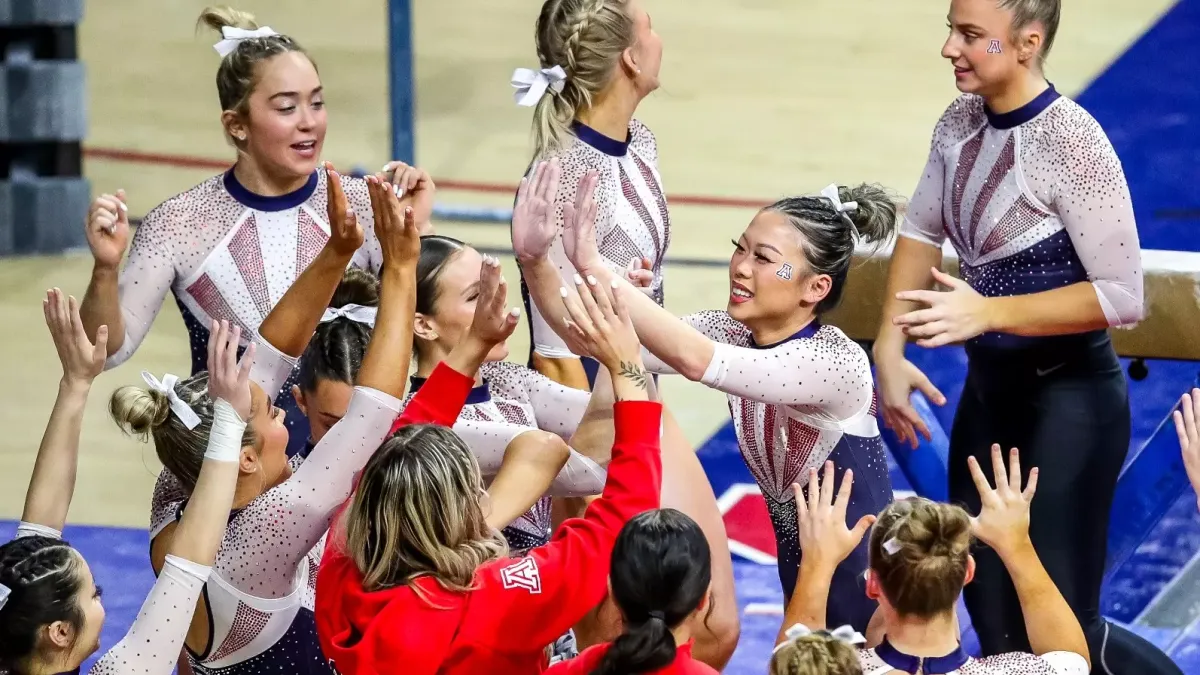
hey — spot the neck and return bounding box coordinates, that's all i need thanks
[232,156,310,197]
[231,473,265,510]
[576,84,640,142]
[882,609,961,657]
[985,69,1049,115]
[670,622,692,650]
[416,351,484,385]
[747,309,818,347]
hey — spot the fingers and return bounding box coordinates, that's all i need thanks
[915,333,958,349]
[540,158,561,202]
[578,273,616,327]
[1184,391,1198,445]
[1022,466,1039,501]
[901,320,949,340]
[609,280,633,328]
[207,319,221,374]
[897,404,932,444]
[851,514,877,541]
[966,454,998,506]
[893,290,942,308]
[93,324,109,361]
[478,255,502,305]
[806,468,820,516]
[529,160,550,200]
[1006,446,1022,494]
[819,461,835,509]
[911,368,946,406]
[792,483,808,520]
[834,468,855,518]
[881,407,918,449]
[1175,410,1189,452]
[366,175,385,234]
[562,279,595,335]
[930,267,964,289]
[990,444,1009,493]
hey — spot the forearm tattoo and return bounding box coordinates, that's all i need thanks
[618,361,649,391]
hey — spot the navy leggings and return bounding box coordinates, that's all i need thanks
[951,331,1181,674]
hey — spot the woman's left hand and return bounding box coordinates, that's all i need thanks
[561,170,607,279]
[377,161,436,235]
[892,268,991,347]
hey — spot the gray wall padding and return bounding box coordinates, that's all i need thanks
[1,61,86,141]
[0,0,84,26]
[0,178,90,255]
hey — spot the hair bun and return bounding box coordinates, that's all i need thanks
[330,268,380,309]
[839,183,900,248]
[109,386,171,438]
[197,5,259,34]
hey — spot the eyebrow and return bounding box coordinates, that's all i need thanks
[268,86,323,101]
[463,281,481,297]
[756,243,783,256]
[947,18,986,31]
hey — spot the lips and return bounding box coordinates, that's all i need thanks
[291,140,317,156]
[730,282,753,304]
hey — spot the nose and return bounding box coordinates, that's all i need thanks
[297,106,316,131]
[730,255,751,280]
[941,35,959,60]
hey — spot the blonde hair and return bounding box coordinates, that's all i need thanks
[531,0,635,158]
[769,633,863,675]
[998,0,1061,61]
[196,6,315,132]
[340,424,507,596]
[110,373,256,491]
[868,497,972,619]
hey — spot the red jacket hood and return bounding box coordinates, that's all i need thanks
[316,554,469,675]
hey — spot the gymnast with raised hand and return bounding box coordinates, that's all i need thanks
[0,288,254,675]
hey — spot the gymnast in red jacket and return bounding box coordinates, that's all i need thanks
[314,263,662,675]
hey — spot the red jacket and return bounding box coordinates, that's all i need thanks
[545,640,718,674]
[314,361,664,675]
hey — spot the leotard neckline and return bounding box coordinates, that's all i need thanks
[223,168,319,212]
[984,83,1060,130]
[875,637,971,674]
[571,120,630,157]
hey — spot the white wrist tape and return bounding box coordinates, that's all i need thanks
[205,399,248,462]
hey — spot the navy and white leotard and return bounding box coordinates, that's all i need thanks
[645,312,892,632]
[111,169,383,456]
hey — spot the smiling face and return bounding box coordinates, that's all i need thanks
[942,0,1049,98]
[224,51,326,182]
[726,210,831,333]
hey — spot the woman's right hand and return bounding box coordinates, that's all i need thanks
[368,175,422,269]
[44,288,108,387]
[561,274,641,375]
[793,462,876,571]
[467,255,522,348]
[968,445,1037,557]
[1173,388,1200,512]
[874,353,945,449]
[324,164,366,258]
[206,319,255,421]
[511,159,561,264]
[85,190,131,270]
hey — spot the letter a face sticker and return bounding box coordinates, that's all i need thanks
[987,39,1002,54]
[777,263,794,280]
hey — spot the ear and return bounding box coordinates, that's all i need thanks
[864,568,882,600]
[963,554,976,586]
[46,619,75,650]
[239,444,259,476]
[413,313,440,343]
[291,385,308,418]
[221,110,248,144]
[1017,26,1043,64]
[619,46,640,79]
[800,272,833,307]
[694,580,713,616]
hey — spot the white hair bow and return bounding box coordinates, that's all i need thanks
[141,371,203,430]
[772,623,867,655]
[320,304,377,327]
[511,66,568,107]
[819,183,860,238]
[213,26,279,58]
[0,582,9,611]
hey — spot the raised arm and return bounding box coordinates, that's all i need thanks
[258,163,365,358]
[229,177,421,589]
[89,321,252,675]
[969,446,1091,669]
[80,190,176,367]
[18,290,108,537]
[489,271,663,652]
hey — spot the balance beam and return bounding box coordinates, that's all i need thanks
[825,244,1200,361]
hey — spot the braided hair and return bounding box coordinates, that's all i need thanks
[297,267,380,394]
[531,0,635,158]
[0,536,86,673]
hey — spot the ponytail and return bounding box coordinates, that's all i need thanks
[590,509,712,675]
[590,614,676,675]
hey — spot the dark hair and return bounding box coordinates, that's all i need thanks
[0,537,86,672]
[197,6,316,137]
[868,497,972,619]
[413,235,468,357]
[765,184,899,314]
[591,509,712,675]
[298,268,380,393]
